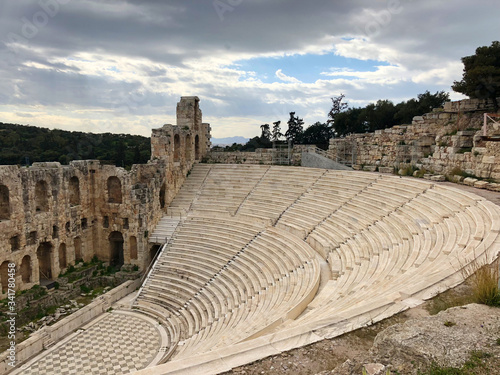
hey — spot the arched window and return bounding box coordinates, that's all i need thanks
[74,237,82,262]
[59,243,67,269]
[0,261,11,293]
[159,183,166,209]
[37,242,53,281]
[129,236,138,260]
[69,176,80,206]
[35,180,49,212]
[195,135,200,161]
[0,185,10,220]
[173,134,180,162]
[185,134,192,161]
[21,256,32,283]
[107,176,122,203]
[109,231,124,267]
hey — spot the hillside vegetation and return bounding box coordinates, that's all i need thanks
[0,123,151,168]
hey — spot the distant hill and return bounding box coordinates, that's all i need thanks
[0,122,151,168]
[211,136,249,146]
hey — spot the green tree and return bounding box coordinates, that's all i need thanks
[452,41,500,109]
[301,122,332,148]
[259,124,272,148]
[332,107,364,136]
[285,112,304,144]
[271,121,283,142]
[326,94,349,127]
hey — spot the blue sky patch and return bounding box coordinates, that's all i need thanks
[229,52,390,83]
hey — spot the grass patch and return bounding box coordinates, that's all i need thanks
[419,351,492,375]
[460,257,500,307]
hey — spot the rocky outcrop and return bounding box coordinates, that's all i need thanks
[330,304,500,374]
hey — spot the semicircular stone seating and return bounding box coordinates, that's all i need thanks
[134,164,500,364]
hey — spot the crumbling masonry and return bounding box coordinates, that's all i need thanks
[0,96,211,296]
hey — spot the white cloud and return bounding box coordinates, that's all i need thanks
[0,1,498,139]
[275,69,301,84]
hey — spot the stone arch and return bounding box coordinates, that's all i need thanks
[159,183,166,209]
[37,242,53,281]
[129,236,138,260]
[185,134,192,161]
[35,180,49,212]
[69,176,80,206]
[195,135,200,160]
[59,243,67,269]
[0,184,10,220]
[149,245,161,264]
[107,176,122,203]
[109,231,124,267]
[173,134,181,162]
[74,237,82,262]
[0,261,11,293]
[20,255,32,283]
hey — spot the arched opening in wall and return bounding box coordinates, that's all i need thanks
[109,231,124,268]
[159,183,166,209]
[173,134,180,162]
[0,261,11,293]
[107,176,122,203]
[35,180,49,212]
[59,243,67,269]
[74,237,82,262]
[0,185,10,220]
[20,255,31,283]
[37,242,53,281]
[185,134,192,161]
[149,245,161,264]
[129,236,138,260]
[195,135,200,161]
[69,176,80,206]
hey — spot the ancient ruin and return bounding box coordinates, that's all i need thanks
[1,98,500,375]
[0,96,210,295]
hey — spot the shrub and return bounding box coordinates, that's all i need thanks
[80,285,92,294]
[461,257,500,307]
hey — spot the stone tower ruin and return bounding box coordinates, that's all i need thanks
[0,97,211,297]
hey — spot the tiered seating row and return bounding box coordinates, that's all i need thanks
[168,164,212,215]
[137,164,500,367]
[135,215,320,359]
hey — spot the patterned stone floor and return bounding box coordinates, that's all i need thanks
[16,311,162,375]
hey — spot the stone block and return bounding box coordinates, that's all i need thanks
[486,183,500,192]
[352,165,362,170]
[450,175,464,184]
[430,175,446,182]
[474,180,489,189]
[482,155,496,164]
[363,165,377,172]
[463,177,478,186]
[423,174,433,180]
[378,167,393,174]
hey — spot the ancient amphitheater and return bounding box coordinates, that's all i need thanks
[2,98,500,375]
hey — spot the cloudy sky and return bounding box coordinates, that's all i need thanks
[0,1,498,139]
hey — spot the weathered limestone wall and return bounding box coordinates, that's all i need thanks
[0,97,211,296]
[328,98,500,181]
[207,145,315,166]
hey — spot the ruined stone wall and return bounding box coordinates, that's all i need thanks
[328,98,500,181]
[0,96,211,296]
[206,145,315,166]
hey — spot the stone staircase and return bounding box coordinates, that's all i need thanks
[150,216,183,245]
